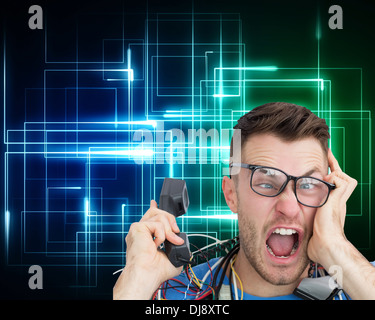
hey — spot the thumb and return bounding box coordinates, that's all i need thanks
[150,199,158,208]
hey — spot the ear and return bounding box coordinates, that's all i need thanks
[222,176,238,213]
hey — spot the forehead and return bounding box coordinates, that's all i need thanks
[242,134,328,176]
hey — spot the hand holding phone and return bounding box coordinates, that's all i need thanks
[159,178,191,267]
[113,178,191,299]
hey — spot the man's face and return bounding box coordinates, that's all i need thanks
[232,133,328,286]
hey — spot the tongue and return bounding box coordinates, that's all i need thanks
[267,233,295,257]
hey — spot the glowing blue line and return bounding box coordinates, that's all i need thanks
[84,198,89,273]
[127,48,133,81]
[165,110,195,113]
[5,210,10,251]
[3,34,5,144]
[163,114,214,118]
[149,120,157,128]
[106,79,132,81]
[212,94,239,98]
[7,150,154,155]
[24,120,156,126]
[169,140,173,177]
[89,149,154,156]
[46,68,134,80]
[49,187,82,189]
[84,198,89,215]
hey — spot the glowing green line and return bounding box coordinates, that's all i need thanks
[215,66,278,71]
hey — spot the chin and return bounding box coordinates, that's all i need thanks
[263,261,309,286]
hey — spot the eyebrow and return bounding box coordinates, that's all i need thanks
[259,165,321,178]
[301,167,320,177]
[242,163,324,178]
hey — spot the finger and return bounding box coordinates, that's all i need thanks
[133,220,167,248]
[142,201,180,234]
[339,174,358,202]
[148,212,182,243]
[141,200,160,221]
[126,221,162,248]
[325,169,356,188]
[146,221,166,248]
[328,149,342,173]
[324,174,346,204]
[322,174,347,226]
[165,213,180,234]
[147,221,184,247]
[166,232,185,246]
[150,199,158,208]
[324,171,357,203]
[127,220,184,250]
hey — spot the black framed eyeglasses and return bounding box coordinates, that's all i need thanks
[230,163,336,208]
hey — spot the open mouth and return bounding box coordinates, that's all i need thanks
[266,227,300,259]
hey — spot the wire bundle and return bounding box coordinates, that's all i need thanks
[153,235,241,300]
[210,242,240,300]
[189,235,239,266]
[154,262,217,300]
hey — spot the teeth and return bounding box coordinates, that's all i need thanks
[273,228,297,235]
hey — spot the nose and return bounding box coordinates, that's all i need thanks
[275,181,301,218]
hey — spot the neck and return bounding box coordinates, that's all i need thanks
[226,248,309,298]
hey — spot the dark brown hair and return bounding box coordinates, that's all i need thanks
[230,102,330,159]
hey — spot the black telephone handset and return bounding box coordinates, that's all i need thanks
[159,178,191,267]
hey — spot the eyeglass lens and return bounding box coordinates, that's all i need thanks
[251,167,329,207]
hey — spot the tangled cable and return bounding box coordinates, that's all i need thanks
[153,235,241,300]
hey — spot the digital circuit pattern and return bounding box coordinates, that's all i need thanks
[2,1,374,298]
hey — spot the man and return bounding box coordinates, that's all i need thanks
[113,102,375,300]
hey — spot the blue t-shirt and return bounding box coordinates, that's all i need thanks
[158,258,375,300]
[160,257,303,300]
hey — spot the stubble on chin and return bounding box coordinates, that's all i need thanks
[237,211,310,286]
